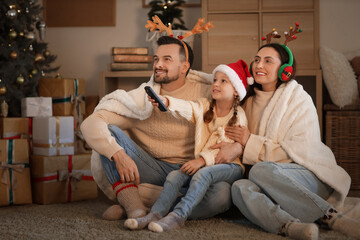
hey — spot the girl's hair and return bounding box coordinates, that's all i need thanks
[203,95,240,126]
[240,43,297,105]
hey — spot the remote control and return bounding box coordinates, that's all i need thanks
[145,86,168,112]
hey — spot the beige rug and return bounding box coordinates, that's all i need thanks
[0,192,357,240]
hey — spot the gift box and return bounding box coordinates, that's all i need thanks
[32,116,74,156]
[21,97,52,117]
[30,154,97,204]
[38,78,85,120]
[0,118,31,139]
[0,139,32,206]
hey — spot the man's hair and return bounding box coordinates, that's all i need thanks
[156,36,194,76]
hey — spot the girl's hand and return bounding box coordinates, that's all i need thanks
[180,158,205,175]
[147,95,169,107]
[225,125,251,147]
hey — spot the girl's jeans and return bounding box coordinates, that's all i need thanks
[152,163,243,219]
[100,125,234,219]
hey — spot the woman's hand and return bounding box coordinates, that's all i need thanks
[180,158,206,175]
[211,142,243,164]
[147,95,169,108]
[225,125,251,147]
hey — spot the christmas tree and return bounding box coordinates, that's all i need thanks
[0,0,58,117]
[147,0,187,30]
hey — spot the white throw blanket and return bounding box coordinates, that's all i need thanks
[90,69,213,200]
[253,80,351,208]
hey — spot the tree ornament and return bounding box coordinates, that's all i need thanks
[0,86,6,95]
[9,29,17,39]
[35,53,45,62]
[44,50,50,57]
[16,74,25,84]
[25,32,35,40]
[36,21,46,40]
[10,51,18,59]
[1,100,9,117]
[6,9,17,19]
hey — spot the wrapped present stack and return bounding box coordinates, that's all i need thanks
[110,47,152,71]
[25,76,98,204]
[0,118,32,206]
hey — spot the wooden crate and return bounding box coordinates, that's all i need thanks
[325,104,360,197]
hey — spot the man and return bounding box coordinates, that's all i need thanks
[81,36,243,220]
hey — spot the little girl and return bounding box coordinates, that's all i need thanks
[124,59,252,232]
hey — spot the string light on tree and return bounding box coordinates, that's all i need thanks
[147,0,187,30]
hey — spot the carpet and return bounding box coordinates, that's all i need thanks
[0,191,357,240]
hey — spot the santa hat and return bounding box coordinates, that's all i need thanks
[212,59,254,101]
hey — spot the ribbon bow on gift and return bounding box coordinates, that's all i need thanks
[58,170,84,191]
[71,94,84,129]
[0,162,25,190]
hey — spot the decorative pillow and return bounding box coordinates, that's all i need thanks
[351,56,360,77]
[319,46,359,108]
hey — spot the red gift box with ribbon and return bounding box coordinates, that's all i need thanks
[0,139,32,206]
[30,154,97,204]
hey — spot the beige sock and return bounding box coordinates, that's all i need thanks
[282,222,319,240]
[124,212,162,230]
[113,182,147,219]
[148,212,185,233]
[322,208,360,239]
[102,204,125,220]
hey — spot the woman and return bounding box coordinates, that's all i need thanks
[226,43,358,240]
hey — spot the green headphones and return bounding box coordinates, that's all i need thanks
[250,44,294,82]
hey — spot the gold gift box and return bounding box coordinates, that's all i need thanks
[0,139,32,206]
[30,154,98,204]
[38,78,85,117]
[0,118,30,139]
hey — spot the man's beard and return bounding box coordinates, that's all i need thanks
[154,68,180,84]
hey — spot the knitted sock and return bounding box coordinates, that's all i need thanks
[102,204,125,220]
[124,212,162,230]
[113,181,147,219]
[320,208,360,239]
[148,212,185,233]
[281,222,319,240]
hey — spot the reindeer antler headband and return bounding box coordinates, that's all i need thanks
[145,15,214,62]
[261,22,302,45]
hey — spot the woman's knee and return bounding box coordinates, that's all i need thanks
[231,179,255,198]
[248,162,278,182]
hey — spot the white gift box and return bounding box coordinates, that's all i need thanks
[21,97,52,117]
[32,116,74,156]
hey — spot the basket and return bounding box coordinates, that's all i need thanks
[325,104,360,196]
